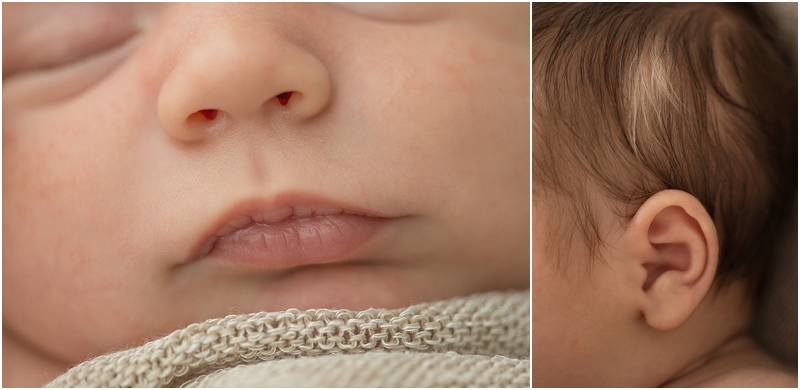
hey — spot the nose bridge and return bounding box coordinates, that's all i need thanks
[157,9,331,142]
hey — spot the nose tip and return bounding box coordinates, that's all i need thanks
[157,25,331,142]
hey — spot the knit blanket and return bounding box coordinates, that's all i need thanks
[46,290,530,387]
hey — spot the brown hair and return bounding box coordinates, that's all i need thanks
[532,3,797,290]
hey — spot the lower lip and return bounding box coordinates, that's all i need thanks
[206,214,387,269]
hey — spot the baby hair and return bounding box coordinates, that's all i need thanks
[532,3,797,290]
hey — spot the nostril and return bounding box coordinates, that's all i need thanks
[198,109,218,120]
[276,92,293,106]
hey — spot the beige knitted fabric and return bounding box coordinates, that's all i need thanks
[183,351,529,387]
[46,290,530,387]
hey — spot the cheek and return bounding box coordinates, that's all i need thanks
[338,26,528,188]
[3,96,135,259]
[532,222,607,385]
[371,34,529,205]
[393,37,529,276]
[317,26,530,285]
[532,223,639,386]
[532,259,586,357]
[3,109,104,276]
[2,93,150,362]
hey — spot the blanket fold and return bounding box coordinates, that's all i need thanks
[46,290,530,387]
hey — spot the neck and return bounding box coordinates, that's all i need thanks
[3,327,71,387]
[644,280,754,386]
[661,334,794,387]
[613,279,754,387]
[663,330,749,382]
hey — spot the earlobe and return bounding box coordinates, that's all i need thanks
[622,190,719,331]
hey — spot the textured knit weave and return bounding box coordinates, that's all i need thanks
[46,290,530,387]
[183,351,530,387]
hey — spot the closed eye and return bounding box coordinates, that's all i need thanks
[3,3,144,76]
[330,3,449,23]
[3,34,143,106]
[2,3,148,104]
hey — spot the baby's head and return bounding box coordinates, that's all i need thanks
[532,3,795,387]
[2,3,529,386]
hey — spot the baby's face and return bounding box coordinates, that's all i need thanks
[3,3,529,365]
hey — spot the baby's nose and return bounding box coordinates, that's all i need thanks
[156,10,331,142]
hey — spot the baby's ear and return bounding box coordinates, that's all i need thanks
[619,190,719,331]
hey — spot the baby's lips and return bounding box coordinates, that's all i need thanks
[209,213,388,270]
[186,195,395,265]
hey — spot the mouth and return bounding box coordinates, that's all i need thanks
[189,197,391,270]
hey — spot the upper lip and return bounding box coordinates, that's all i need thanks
[188,194,388,262]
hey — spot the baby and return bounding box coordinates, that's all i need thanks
[2,3,530,386]
[532,3,797,387]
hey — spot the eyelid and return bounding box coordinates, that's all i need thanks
[3,34,143,107]
[3,3,140,77]
[332,3,448,23]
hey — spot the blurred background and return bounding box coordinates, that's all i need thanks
[751,1,798,372]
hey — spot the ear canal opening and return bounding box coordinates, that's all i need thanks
[276,92,293,106]
[642,263,668,291]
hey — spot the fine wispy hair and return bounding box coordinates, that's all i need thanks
[532,3,797,291]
